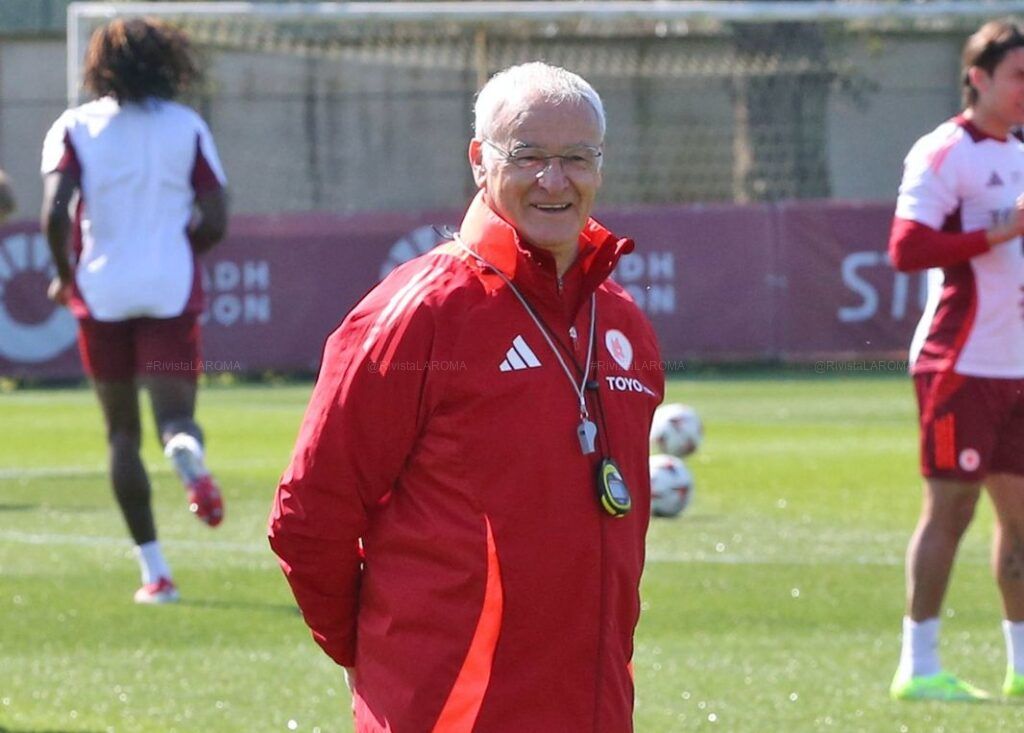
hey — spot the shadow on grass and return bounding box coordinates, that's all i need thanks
[178,598,300,615]
[0,502,107,514]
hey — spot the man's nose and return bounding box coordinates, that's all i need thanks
[535,157,569,189]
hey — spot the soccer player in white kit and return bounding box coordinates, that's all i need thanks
[40,18,229,604]
[889,19,1024,701]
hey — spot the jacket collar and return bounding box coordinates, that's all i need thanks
[456,191,634,300]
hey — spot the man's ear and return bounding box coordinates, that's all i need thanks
[469,138,487,188]
[967,65,990,99]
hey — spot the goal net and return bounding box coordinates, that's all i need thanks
[66,1,1024,214]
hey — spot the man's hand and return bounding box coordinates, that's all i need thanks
[47,276,72,306]
[188,189,228,254]
[988,195,1024,246]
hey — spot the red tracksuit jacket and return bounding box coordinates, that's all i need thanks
[269,193,664,732]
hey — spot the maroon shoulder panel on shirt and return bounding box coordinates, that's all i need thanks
[190,134,222,194]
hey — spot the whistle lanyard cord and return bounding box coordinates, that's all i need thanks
[454,236,596,418]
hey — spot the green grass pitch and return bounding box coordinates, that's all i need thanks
[2,374,1023,731]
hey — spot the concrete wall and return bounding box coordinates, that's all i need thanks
[827,32,963,201]
[0,30,965,220]
[0,37,67,220]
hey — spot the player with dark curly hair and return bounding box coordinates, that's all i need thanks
[40,17,229,605]
[83,17,199,103]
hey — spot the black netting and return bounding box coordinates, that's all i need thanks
[70,10,990,212]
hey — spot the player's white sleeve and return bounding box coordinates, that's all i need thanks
[894,132,961,230]
[40,111,73,176]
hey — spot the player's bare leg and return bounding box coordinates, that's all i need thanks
[985,472,1024,696]
[145,373,201,446]
[146,375,223,527]
[906,478,981,621]
[94,380,176,603]
[987,473,1024,618]
[892,477,989,700]
[95,380,155,544]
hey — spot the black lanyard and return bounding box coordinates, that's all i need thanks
[455,236,632,516]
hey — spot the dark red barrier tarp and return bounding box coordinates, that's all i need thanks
[0,201,911,379]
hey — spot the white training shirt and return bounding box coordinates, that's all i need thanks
[40,97,227,321]
[895,117,1024,378]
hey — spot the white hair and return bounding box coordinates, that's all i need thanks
[473,62,606,141]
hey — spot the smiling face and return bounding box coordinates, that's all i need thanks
[970,47,1024,136]
[469,93,603,271]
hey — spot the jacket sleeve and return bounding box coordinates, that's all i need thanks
[268,279,437,667]
[888,216,990,272]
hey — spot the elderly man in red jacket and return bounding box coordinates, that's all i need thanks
[269,62,664,732]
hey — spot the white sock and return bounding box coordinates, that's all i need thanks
[164,433,208,485]
[134,541,172,585]
[1003,620,1024,675]
[899,616,941,677]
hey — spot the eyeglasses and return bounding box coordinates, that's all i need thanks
[483,139,603,174]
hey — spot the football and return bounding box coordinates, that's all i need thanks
[649,403,703,457]
[648,453,694,518]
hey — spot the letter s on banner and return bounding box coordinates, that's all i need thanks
[838,251,882,323]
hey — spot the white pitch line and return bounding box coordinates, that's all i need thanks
[0,465,107,479]
[0,529,911,566]
[645,552,904,566]
[0,529,269,555]
[0,458,286,480]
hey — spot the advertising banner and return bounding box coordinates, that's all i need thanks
[0,201,910,379]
